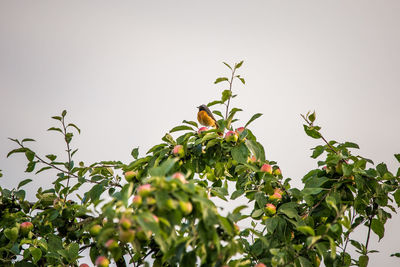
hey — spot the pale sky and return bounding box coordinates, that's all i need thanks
[1,1,400,266]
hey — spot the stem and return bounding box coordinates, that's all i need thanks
[61,116,73,200]
[342,208,356,261]
[365,215,373,250]
[225,68,236,120]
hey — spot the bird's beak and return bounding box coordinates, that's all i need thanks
[196,106,199,109]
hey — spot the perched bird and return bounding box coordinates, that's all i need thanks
[197,104,219,129]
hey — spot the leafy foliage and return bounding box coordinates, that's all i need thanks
[0,62,399,267]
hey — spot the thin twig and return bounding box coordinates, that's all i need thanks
[225,67,237,120]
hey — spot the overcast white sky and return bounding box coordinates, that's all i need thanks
[1,1,400,266]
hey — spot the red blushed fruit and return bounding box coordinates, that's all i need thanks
[20,222,33,236]
[261,164,272,174]
[79,264,90,267]
[137,184,152,197]
[95,256,110,267]
[172,172,187,183]
[152,215,159,223]
[269,192,282,201]
[235,127,245,134]
[132,195,142,205]
[89,224,102,237]
[247,155,257,163]
[265,203,276,215]
[173,145,185,157]
[225,131,239,142]
[255,263,267,267]
[124,170,137,182]
[105,239,119,251]
[119,218,132,230]
[197,127,208,134]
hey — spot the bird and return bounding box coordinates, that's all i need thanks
[197,104,219,129]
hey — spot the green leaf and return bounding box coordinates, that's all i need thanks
[298,256,313,267]
[222,89,232,103]
[303,125,322,139]
[359,255,369,267]
[90,184,105,202]
[207,100,222,107]
[311,145,325,159]
[393,189,400,207]
[278,203,299,219]
[51,116,62,121]
[302,188,324,195]
[371,218,384,240]
[214,77,229,84]
[342,142,359,149]
[25,150,35,162]
[308,111,316,123]
[61,110,67,117]
[36,166,52,174]
[67,123,81,134]
[376,163,388,177]
[7,148,27,158]
[343,164,353,176]
[182,120,198,128]
[4,227,19,241]
[18,179,33,189]
[238,77,245,84]
[231,189,244,200]
[149,158,178,177]
[131,147,139,159]
[245,113,263,128]
[213,110,223,118]
[67,243,79,260]
[29,247,42,263]
[231,143,249,164]
[251,209,264,218]
[47,127,63,133]
[223,62,232,70]
[235,60,244,69]
[46,154,57,161]
[170,125,194,133]
[394,154,400,163]
[297,226,315,236]
[245,139,266,163]
[22,138,36,143]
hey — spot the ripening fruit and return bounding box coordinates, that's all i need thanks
[95,256,110,267]
[119,229,135,243]
[173,145,185,157]
[152,215,159,223]
[119,218,132,230]
[132,195,142,206]
[124,171,137,182]
[146,197,156,205]
[166,199,177,210]
[224,131,239,142]
[179,201,193,215]
[198,127,208,134]
[89,224,102,237]
[247,155,257,163]
[79,264,90,267]
[172,172,187,183]
[261,164,272,174]
[255,263,266,267]
[105,239,119,251]
[20,222,33,236]
[265,203,276,215]
[269,192,282,201]
[273,168,281,176]
[235,127,245,134]
[137,184,152,197]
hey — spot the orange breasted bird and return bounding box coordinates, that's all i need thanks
[197,104,219,129]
